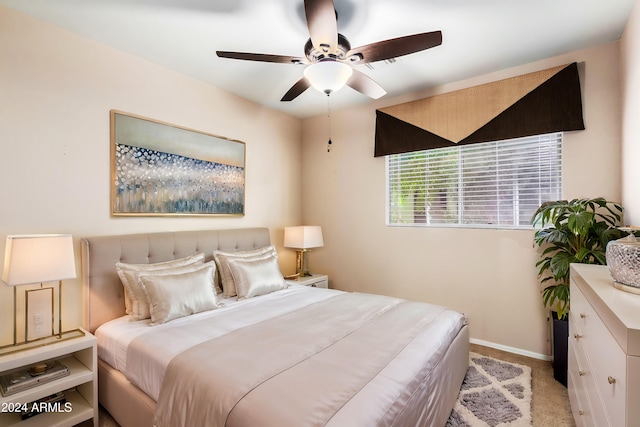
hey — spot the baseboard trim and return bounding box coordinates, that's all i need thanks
[470,338,551,361]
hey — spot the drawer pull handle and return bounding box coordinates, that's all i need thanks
[579,410,584,416]
[574,334,583,340]
[579,370,586,376]
[580,313,586,319]
[608,376,616,384]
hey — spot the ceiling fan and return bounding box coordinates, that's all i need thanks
[216,0,442,102]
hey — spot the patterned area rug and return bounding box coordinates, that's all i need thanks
[446,352,532,427]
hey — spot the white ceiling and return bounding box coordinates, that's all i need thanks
[1,0,635,118]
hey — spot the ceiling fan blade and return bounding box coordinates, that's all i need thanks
[217,51,307,65]
[304,0,338,54]
[346,69,386,99]
[347,31,442,64]
[281,78,311,102]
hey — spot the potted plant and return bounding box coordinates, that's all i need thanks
[532,197,624,385]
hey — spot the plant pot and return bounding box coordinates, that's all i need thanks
[551,311,568,387]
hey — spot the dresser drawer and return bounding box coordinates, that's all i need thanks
[569,314,609,427]
[286,274,329,289]
[570,279,588,336]
[308,277,328,288]
[568,341,596,427]
[571,281,627,427]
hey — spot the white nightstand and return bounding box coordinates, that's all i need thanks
[286,274,329,289]
[0,328,97,427]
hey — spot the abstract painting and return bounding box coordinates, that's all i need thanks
[111,111,245,216]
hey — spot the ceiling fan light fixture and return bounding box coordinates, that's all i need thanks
[304,60,353,95]
[217,2,442,102]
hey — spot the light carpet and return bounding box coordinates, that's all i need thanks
[446,352,532,427]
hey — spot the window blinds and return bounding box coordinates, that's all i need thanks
[386,133,562,228]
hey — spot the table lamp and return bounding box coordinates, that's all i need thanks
[284,226,323,277]
[2,234,76,346]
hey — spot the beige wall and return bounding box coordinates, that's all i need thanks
[301,42,622,358]
[0,5,630,358]
[621,0,640,226]
[0,7,302,345]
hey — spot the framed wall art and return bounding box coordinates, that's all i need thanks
[110,110,245,216]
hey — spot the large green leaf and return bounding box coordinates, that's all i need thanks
[567,211,595,237]
[542,283,570,319]
[549,251,575,282]
[532,197,624,316]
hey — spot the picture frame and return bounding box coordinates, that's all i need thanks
[110,110,245,216]
[25,288,53,341]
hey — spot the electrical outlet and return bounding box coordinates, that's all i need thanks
[35,314,44,333]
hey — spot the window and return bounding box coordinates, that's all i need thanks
[386,133,562,228]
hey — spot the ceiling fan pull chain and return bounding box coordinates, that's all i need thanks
[327,93,332,152]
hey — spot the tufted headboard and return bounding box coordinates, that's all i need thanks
[81,228,271,333]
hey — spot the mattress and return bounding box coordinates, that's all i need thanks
[96,284,466,426]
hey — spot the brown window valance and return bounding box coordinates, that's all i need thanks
[374,62,584,157]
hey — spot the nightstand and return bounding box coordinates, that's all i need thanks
[0,328,97,427]
[286,274,328,289]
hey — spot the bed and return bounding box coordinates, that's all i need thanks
[81,227,469,427]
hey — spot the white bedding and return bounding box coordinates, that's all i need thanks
[96,285,467,426]
[96,285,342,399]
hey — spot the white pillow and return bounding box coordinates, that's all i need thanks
[128,261,216,321]
[214,246,277,297]
[116,253,205,317]
[139,263,218,325]
[228,254,287,300]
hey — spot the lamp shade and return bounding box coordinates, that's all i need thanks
[303,60,353,95]
[284,226,324,249]
[2,234,76,286]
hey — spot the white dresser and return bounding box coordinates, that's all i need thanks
[569,264,640,427]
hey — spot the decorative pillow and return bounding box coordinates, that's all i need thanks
[128,261,216,321]
[228,254,287,300]
[116,253,205,316]
[139,263,218,325]
[214,246,277,297]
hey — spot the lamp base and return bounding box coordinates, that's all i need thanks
[295,249,313,277]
